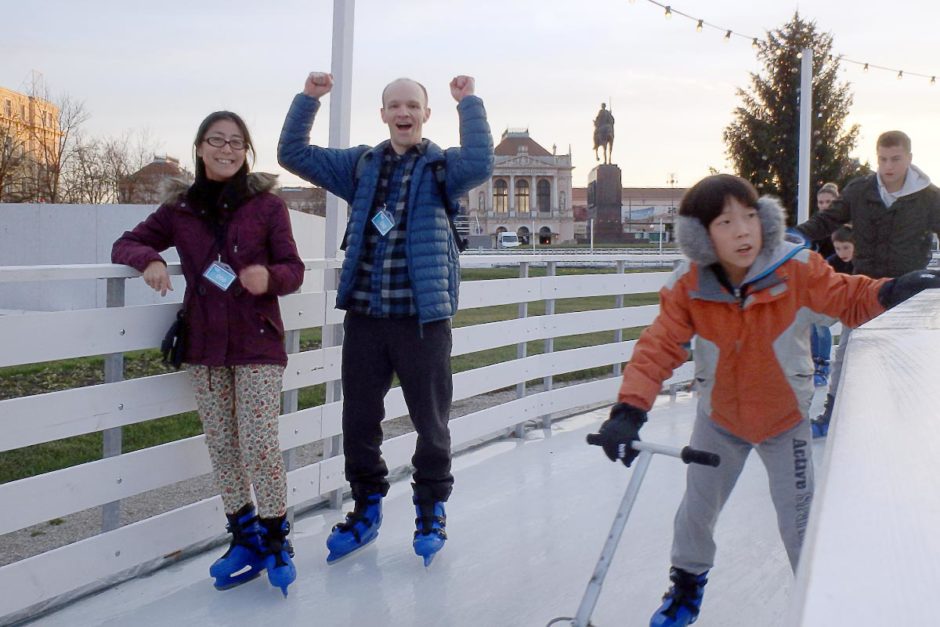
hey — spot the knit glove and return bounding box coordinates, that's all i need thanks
[877,269,940,310]
[587,403,648,467]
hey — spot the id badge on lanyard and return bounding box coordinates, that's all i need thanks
[371,204,395,236]
[203,258,237,291]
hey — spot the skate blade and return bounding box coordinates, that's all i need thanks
[422,554,435,568]
[213,568,263,591]
[326,534,378,565]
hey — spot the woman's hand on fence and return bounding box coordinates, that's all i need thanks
[239,265,270,295]
[142,261,173,296]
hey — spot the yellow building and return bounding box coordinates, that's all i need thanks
[0,86,61,200]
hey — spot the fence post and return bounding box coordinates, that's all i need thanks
[324,267,345,510]
[101,277,125,533]
[540,261,556,429]
[282,328,300,526]
[613,260,625,377]
[514,262,529,438]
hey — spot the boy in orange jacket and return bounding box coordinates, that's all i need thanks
[589,174,940,627]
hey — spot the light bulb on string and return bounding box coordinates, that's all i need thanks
[752,38,759,49]
[932,76,937,85]
[724,30,732,42]
[664,6,672,19]
[863,63,869,72]
[696,19,703,32]
[898,70,904,80]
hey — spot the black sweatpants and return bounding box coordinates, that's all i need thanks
[341,312,454,502]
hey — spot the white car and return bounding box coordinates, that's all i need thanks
[497,232,520,248]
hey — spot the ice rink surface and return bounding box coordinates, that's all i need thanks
[34,391,830,627]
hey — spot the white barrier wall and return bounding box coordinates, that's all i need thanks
[787,289,940,626]
[0,256,692,624]
[0,203,323,311]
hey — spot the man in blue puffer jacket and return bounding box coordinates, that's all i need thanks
[278,72,493,566]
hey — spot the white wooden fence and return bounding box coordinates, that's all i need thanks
[0,254,691,625]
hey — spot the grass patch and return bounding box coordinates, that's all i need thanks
[0,265,665,483]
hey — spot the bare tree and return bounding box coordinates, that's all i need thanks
[104,129,159,202]
[60,133,112,203]
[0,117,28,202]
[28,94,90,203]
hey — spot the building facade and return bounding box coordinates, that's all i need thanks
[118,156,192,204]
[464,129,574,245]
[0,86,61,201]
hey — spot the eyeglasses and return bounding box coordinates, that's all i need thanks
[204,136,247,150]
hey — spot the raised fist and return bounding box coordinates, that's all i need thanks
[304,72,334,99]
[449,75,475,102]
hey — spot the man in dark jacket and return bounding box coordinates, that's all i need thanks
[278,72,493,566]
[796,130,940,433]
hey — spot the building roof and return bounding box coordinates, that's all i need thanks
[494,129,553,157]
[124,156,187,182]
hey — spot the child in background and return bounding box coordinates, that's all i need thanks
[811,225,855,437]
[810,182,841,387]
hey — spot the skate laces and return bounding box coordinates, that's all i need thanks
[263,520,294,565]
[333,499,379,541]
[224,513,261,553]
[661,569,707,618]
[414,503,447,539]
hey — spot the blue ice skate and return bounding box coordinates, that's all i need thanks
[209,504,266,591]
[413,487,447,567]
[813,358,830,388]
[326,493,383,564]
[649,567,708,627]
[812,394,834,439]
[260,516,296,597]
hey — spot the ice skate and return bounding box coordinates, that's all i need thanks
[209,503,266,591]
[649,567,708,627]
[326,493,383,564]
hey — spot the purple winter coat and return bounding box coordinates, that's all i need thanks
[111,173,305,367]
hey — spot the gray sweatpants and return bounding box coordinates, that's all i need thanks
[671,413,814,575]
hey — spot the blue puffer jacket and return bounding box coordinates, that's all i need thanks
[278,93,493,323]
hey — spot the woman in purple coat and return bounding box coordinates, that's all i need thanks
[112,111,304,596]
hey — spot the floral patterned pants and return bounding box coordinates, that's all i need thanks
[189,364,287,518]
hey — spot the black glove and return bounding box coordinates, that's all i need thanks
[877,269,940,309]
[587,403,648,467]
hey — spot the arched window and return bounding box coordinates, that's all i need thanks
[515,179,529,213]
[494,179,508,213]
[537,179,551,213]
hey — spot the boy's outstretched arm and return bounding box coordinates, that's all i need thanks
[878,269,940,309]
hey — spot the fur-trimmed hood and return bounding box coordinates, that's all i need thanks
[676,195,794,280]
[158,172,278,206]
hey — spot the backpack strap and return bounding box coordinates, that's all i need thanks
[354,151,467,253]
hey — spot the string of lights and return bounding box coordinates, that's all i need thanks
[638,0,937,85]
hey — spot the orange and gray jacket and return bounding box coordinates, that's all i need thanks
[618,196,888,443]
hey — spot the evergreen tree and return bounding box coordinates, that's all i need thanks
[724,13,867,224]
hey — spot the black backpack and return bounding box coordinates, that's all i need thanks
[354,151,468,252]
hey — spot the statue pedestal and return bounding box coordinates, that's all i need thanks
[588,164,623,243]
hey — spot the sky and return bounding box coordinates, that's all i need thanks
[4,0,939,191]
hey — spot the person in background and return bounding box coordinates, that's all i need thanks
[809,182,841,387]
[796,130,940,434]
[112,111,304,596]
[811,225,855,437]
